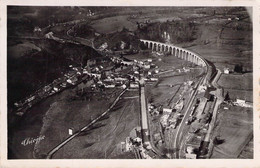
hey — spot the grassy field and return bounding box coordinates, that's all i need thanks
[211,104,253,158]
[218,73,252,102]
[8,82,123,159]
[52,90,140,159]
[90,15,137,34]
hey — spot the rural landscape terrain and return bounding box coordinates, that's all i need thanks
[7,6,252,159]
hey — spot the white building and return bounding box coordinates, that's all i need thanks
[44,32,54,39]
[224,68,230,74]
[150,78,158,81]
[105,84,115,88]
[130,82,139,88]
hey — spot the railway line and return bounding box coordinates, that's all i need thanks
[139,39,218,159]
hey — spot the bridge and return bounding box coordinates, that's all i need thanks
[140,39,206,67]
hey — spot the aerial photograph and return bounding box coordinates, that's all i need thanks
[7,6,253,159]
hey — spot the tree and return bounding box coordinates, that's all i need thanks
[224,91,230,101]
[234,64,243,73]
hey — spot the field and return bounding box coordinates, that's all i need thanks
[211,104,253,158]
[218,73,253,102]
[52,90,140,159]
[8,82,123,159]
[90,15,137,34]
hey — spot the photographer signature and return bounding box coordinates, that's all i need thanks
[21,135,45,146]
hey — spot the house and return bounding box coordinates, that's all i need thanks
[147,59,152,62]
[163,108,172,114]
[198,85,207,92]
[115,77,128,82]
[83,69,89,74]
[105,84,115,88]
[150,78,158,82]
[44,32,54,39]
[122,61,134,66]
[183,67,190,72]
[125,137,132,152]
[187,81,194,86]
[34,26,42,32]
[60,82,67,88]
[99,42,108,50]
[154,69,159,74]
[53,87,59,92]
[90,73,101,79]
[134,71,139,75]
[67,76,78,85]
[130,82,139,88]
[64,71,77,78]
[143,64,151,69]
[121,84,127,89]
[26,96,35,103]
[224,68,230,74]
[236,99,246,104]
[160,114,170,127]
[186,135,204,150]
[43,85,52,92]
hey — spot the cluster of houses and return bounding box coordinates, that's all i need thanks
[159,99,185,131]
[13,65,90,116]
[120,127,157,159]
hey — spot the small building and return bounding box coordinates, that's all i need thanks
[34,26,42,32]
[163,108,172,114]
[121,84,127,89]
[68,128,73,135]
[105,84,115,88]
[44,32,54,39]
[44,85,52,92]
[153,133,162,141]
[115,77,128,82]
[122,61,134,66]
[130,82,139,88]
[60,82,67,88]
[224,68,230,74]
[147,59,152,62]
[154,69,159,74]
[143,64,151,69]
[125,137,132,152]
[67,76,78,85]
[186,153,197,159]
[26,96,35,103]
[83,69,89,74]
[150,78,158,82]
[53,87,59,92]
[99,42,108,50]
[236,99,246,104]
[134,71,139,75]
[90,73,101,79]
[160,114,170,127]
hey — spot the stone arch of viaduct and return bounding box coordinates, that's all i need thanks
[140,39,206,67]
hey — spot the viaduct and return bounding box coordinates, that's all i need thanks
[140,39,207,67]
